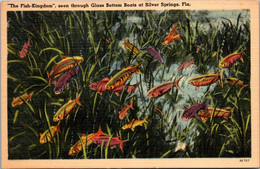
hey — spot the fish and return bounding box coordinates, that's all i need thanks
[47,56,84,86]
[177,59,194,71]
[54,66,79,95]
[219,49,245,68]
[89,77,109,95]
[11,92,33,107]
[105,63,142,91]
[174,76,184,91]
[110,82,140,95]
[122,39,140,56]
[53,92,82,122]
[118,98,134,120]
[225,78,248,89]
[127,82,141,93]
[89,77,126,96]
[154,106,163,116]
[141,44,163,63]
[188,69,224,89]
[69,126,108,156]
[147,81,173,98]
[93,136,128,152]
[39,122,61,144]
[69,133,86,156]
[109,85,126,96]
[182,101,208,121]
[198,107,234,122]
[19,37,31,58]
[163,24,181,45]
[86,126,108,147]
[122,117,148,131]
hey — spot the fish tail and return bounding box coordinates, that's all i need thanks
[144,116,148,123]
[239,48,246,63]
[119,139,128,152]
[129,98,134,110]
[219,69,225,88]
[75,92,82,106]
[47,72,52,86]
[240,53,244,63]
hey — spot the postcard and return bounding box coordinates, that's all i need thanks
[1,0,259,168]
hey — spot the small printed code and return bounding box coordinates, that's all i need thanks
[240,159,250,162]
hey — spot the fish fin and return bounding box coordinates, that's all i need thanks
[195,86,200,89]
[62,56,69,59]
[119,139,128,152]
[114,136,120,140]
[75,92,82,106]
[135,69,141,74]
[47,72,52,86]
[102,77,110,81]
[175,31,181,39]
[97,125,107,136]
[130,98,134,110]
[97,125,102,134]
[56,122,61,133]
[219,69,225,88]
[40,133,42,136]
[131,127,135,131]
[28,91,33,101]
[115,92,119,96]
[201,117,207,122]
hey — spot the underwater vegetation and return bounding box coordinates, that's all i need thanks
[7,10,250,159]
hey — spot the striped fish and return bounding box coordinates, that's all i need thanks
[105,63,142,91]
[147,81,173,98]
[188,69,224,89]
[198,107,234,122]
[53,92,82,122]
[219,49,245,68]
[47,56,84,86]
[123,39,140,56]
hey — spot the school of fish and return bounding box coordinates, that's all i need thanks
[12,24,249,156]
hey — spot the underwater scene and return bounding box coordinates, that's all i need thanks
[7,10,251,159]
